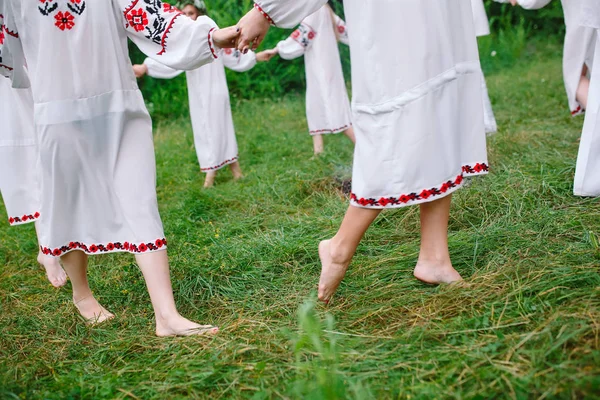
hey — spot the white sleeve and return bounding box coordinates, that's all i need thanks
[117,0,219,71]
[333,14,349,46]
[144,58,184,79]
[276,24,316,60]
[515,0,552,9]
[222,49,257,72]
[581,0,600,28]
[0,2,30,88]
[253,0,327,28]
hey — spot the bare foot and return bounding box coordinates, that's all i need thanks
[318,240,352,303]
[156,315,219,337]
[204,171,217,188]
[37,251,67,288]
[73,295,115,325]
[229,162,244,181]
[413,261,462,285]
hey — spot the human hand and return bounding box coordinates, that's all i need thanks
[510,0,518,5]
[256,49,278,62]
[212,26,240,49]
[236,6,271,53]
[133,64,148,78]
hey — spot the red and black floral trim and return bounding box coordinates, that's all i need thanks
[201,156,238,172]
[9,212,41,226]
[38,0,87,31]
[571,106,584,116]
[310,124,350,135]
[124,0,184,56]
[350,163,489,208]
[254,3,274,25]
[290,24,316,48]
[208,27,218,59]
[41,238,168,257]
[3,24,19,39]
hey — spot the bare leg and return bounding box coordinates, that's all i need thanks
[135,250,219,337]
[413,195,462,284]
[60,250,114,324]
[343,126,356,144]
[204,170,217,188]
[576,68,590,111]
[313,134,324,155]
[229,161,244,180]
[35,221,67,288]
[318,205,381,302]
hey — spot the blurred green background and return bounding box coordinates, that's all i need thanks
[128,0,566,120]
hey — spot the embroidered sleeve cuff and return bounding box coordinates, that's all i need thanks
[254,3,275,26]
[208,27,219,59]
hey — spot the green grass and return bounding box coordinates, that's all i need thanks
[1,41,599,399]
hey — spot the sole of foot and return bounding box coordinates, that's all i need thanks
[413,262,463,285]
[317,240,351,304]
[37,252,68,288]
[156,324,219,338]
[73,296,115,325]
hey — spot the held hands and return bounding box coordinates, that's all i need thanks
[235,7,271,53]
[212,26,241,49]
[256,49,278,62]
[133,64,148,78]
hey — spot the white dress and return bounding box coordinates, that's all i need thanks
[255,0,488,209]
[1,0,221,257]
[0,76,40,226]
[497,0,597,115]
[471,0,498,134]
[276,5,352,136]
[144,49,256,173]
[574,0,600,196]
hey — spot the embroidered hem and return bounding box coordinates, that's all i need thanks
[9,212,40,226]
[201,156,238,172]
[254,3,274,26]
[350,163,489,209]
[571,106,585,116]
[40,238,168,258]
[309,124,351,136]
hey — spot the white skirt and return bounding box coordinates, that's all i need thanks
[35,90,167,257]
[345,0,488,209]
[0,79,40,226]
[574,33,600,197]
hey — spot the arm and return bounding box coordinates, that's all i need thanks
[254,0,327,28]
[276,24,316,60]
[143,58,185,79]
[117,0,238,71]
[333,14,349,46]
[0,2,30,88]
[222,49,257,72]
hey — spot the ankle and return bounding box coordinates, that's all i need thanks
[72,290,94,303]
[417,254,451,266]
[328,238,354,264]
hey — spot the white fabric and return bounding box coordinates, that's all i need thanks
[259,0,488,209]
[581,0,600,29]
[1,0,219,257]
[276,5,352,136]
[0,77,40,226]
[254,0,326,28]
[574,32,600,197]
[501,0,596,114]
[471,0,491,37]
[145,49,256,172]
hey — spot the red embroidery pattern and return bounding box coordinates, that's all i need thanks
[41,238,168,257]
[124,0,183,56]
[38,0,86,31]
[207,27,218,59]
[254,3,274,25]
[9,212,41,226]
[310,124,351,135]
[201,156,239,172]
[571,106,583,116]
[351,163,489,208]
[291,24,316,48]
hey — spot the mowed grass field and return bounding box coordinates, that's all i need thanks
[1,41,599,399]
